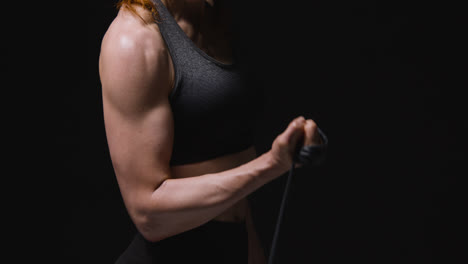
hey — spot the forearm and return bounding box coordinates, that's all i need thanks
[140,152,284,242]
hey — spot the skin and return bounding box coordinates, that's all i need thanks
[99,0,321,263]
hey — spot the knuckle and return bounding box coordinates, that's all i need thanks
[306,120,317,129]
[276,136,288,147]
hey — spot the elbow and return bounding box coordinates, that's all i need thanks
[139,227,166,243]
[130,201,168,243]
[133,209,168,243]
[126,179,175,242]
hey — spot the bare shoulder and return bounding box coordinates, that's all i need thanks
[101,6,160,51]
[99,6,171,116]
[99,5,167,74]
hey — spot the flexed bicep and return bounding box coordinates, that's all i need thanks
[99,11,174,223]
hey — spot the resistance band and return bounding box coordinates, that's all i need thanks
[268,127,329,264]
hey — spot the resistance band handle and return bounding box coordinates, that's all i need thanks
[294,126,329,167]
[268,127,328,264]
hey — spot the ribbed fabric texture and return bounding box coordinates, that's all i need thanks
[151,0,260,166]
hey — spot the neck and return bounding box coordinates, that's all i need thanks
[168,0,206,38]
[162,0,233,59]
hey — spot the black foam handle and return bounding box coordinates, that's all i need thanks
[293,127,328,167]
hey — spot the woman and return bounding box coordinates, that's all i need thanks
[99,0,321,263]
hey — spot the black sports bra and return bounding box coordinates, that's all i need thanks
[151,0,261,166]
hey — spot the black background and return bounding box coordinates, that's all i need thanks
[63,1,466,263]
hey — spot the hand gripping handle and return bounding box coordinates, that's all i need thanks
[294,126,329,167]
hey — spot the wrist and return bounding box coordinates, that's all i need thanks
[262,151,289,177]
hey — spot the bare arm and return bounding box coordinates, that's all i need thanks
[99,12,279,243]
[99,9,307,243]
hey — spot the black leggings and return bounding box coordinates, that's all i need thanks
[115,220,248,264]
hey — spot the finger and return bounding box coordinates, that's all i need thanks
[284,116,305,142]
[290,117,306,143]
[304,120,318,146]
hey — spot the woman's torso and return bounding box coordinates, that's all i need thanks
[164,0,254,223]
